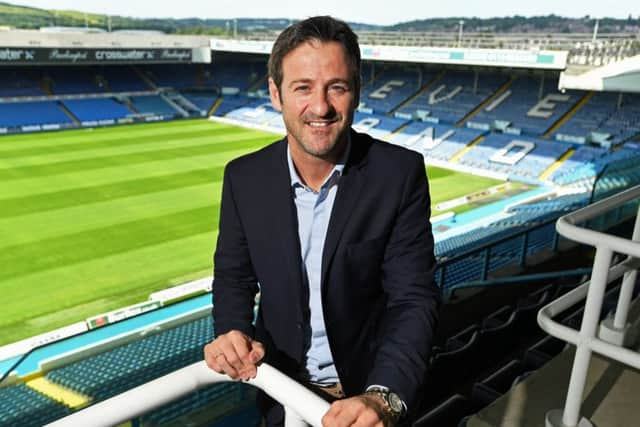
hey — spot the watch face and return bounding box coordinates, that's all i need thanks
[388,392,403,413]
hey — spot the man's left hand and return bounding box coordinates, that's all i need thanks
[321,394,391,427]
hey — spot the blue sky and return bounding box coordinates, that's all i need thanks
[7,0,638,26]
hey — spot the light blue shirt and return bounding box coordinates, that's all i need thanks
[287,143,349,383]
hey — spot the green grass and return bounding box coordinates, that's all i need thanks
[0,120,507,346]
[0,119,277,345]
[427,166,505,215]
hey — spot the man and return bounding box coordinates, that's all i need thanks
[204,16,440,426]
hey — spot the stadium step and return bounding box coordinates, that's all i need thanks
[539,148,575,180]
[543,91,594,139]
[26,376,91,409]
[457,75,515,126]
[449,135,484,163]
[57,101,80,125]
[209,97,224,116]
[132,66,158,90]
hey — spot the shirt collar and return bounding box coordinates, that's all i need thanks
[287,136,351,190]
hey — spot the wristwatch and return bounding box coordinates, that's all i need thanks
[364,386,405,422]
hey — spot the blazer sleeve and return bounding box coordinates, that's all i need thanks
[365,154,440,409]
[212,162,259,338]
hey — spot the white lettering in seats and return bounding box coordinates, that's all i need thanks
[369,80,405,99]
[527,94,571,118]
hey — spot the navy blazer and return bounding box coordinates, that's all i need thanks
[213,129,440,410]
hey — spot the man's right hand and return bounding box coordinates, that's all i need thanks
[203,330,265,381]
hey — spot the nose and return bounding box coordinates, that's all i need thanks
[308,89,333,118]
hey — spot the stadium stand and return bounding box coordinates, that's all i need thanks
[397,70,508,124]
[352,111,410,140]
[4,40,640,426]
[470,75,579,136]
[143,64,207,89]
[45,317,214,401]
[551,145,640,187]
[208,54,267,93]
[553,92,640,146]
[47,67,104,95]
[129,95,179,118]
[0,68,45,97]
[359,66,424,115]
[62,98,132,122]
[98,66,150,92]
[0,101,73,128]
[389,122,485,160]
[456,132,572,180]
[210,95,254,117]
[0,383,70,427]
[224,98,281,125]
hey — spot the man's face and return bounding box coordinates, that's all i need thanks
[269,40,359,161]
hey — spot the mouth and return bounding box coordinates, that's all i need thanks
[305,119,338,128]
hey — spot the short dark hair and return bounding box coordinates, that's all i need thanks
[268,16,361,92]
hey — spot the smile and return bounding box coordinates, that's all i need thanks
[306,120,336,127]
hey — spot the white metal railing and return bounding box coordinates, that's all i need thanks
[45,361,330,427]
[538,184,640,427]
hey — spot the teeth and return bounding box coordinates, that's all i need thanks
[308,122,330,127]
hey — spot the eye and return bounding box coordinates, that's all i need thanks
[294,85,310,93]
[330,84,348,94]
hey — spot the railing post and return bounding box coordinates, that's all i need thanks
[601,203,640,344]
[553,247,613,427]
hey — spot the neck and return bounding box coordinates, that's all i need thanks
[289,141,346,192]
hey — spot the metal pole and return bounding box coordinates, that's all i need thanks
[561,247,612,427]
[457,20,464,48]
[613,205,640,328]
[592,19,599,44]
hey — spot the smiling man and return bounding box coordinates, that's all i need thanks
[204,16,440,427]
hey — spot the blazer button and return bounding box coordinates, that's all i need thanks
[296,322,303,330]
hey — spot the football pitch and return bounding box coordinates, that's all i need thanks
[0,119,502,346]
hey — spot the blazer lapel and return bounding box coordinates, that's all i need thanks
[321,132,369,291]
[267,139,305,295]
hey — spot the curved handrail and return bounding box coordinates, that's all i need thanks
[45,361,330,427]
[556,185,640,255]
[537,184,640,427]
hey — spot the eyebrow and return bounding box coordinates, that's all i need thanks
[287,78,351,88]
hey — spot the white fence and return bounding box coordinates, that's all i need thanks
[539,185,640,427]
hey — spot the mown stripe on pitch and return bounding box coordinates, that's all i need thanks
[0,119,240,151]
[0,120,216,151]
[0,167,225,218]
[0,126,254,158]
[1,203,220,280]
[0,130,263,167]
[0,232,215,333]
[0,148,253,199]
[0,136,274,181]
[0,183,220,248]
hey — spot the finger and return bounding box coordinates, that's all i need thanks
[322,401,343,427]
[249,340,265,364]
[238,365,258,381]
[203,343,224,373]
[229,332,251,363]
[339,399,373,427]
[351,408,381,427]
[214,352,240,379]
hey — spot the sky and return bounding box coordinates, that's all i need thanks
[6,0,639,26]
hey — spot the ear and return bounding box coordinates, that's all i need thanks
[268,77,282,112]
